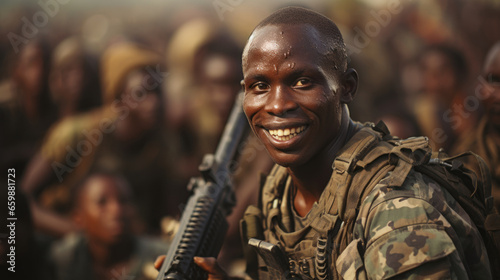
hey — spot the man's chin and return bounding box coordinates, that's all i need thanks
[269,153,309,169]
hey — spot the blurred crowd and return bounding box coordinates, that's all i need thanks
[0,0,500,279]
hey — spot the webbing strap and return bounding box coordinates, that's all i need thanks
[338,145,417,237]
[386,158,413,187]
[389,136,432,166]
[334,161,395,262]
[324,126,382,218]
[445,151,493,210]
[345,162,395,217]
[260,164,288,220]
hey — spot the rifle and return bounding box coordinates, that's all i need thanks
[156,92,249,280]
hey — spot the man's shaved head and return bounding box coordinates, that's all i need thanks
[243,6,348,73]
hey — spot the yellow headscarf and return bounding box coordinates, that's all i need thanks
[101,42,162,105]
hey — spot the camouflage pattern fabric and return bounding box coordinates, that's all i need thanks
[338,169,492,279]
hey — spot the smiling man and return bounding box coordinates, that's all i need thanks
[241,12,358,220]
[161,7,494,280]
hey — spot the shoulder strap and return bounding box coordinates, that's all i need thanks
[329,122,432,261]
[325,121,418,219]
[260,164,288,217]
[324,122,382,220]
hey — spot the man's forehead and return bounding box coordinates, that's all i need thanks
[242,24,327,70]
[247,24,322,51]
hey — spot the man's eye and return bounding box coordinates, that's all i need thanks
[295,79,311,87]
[252,82,269,90]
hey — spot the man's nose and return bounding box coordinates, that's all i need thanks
[264,85,298,116]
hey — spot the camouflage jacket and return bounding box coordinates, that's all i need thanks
[242,123,492,280]
[338,169,491,279]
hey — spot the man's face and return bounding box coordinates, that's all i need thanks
[74,176,133,244]
[199,54,241,123]
[122,70,161,129]
[50,58,85,108]
[481,46,500,129]
[420,51,457,99]
[242,24,344,168]
[15,43,44,98]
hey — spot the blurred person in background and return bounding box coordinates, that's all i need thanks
[413,44,475,151]
[93,42,184,233]
[191,30,244,154]
[0,38,57,176]
[49,172,168,280]
[452,42,500,212]
[21,41,183,238]
[374,94,422,140]
[49,36,102,119]
[165,18,243,179]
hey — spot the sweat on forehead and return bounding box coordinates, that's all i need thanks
[245,25,322,55]
[243,6,347,71]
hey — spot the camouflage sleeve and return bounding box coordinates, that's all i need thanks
[337,170,492,280]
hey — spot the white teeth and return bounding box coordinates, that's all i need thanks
[268,125,306,141]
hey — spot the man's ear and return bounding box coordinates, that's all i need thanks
[340,68,358,104]
[240,79,245,92]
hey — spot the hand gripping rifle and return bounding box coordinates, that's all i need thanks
[156,92,249,280]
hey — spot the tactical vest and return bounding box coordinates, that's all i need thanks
[241,121,500,280]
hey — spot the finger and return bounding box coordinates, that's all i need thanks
[154,255,166,270]
[193,257,221,274]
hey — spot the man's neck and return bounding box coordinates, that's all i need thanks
[289,106,354,216]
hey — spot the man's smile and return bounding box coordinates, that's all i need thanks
[267,125,307,141]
